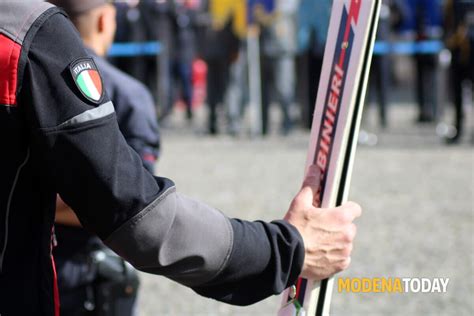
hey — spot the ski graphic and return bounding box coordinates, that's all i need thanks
[278,1,381,315]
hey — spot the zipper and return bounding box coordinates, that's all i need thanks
[50,226,60,316]
[0,147,30,273]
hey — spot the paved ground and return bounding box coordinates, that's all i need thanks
[137,103,473,316]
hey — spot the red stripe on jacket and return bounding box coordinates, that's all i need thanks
[0,34,21,106]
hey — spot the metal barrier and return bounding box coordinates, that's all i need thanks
[373,40,444,55]
[107,40,444,57]
[108,42,162,57]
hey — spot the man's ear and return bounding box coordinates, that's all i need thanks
[97,12,105,34]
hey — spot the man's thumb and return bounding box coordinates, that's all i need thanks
[300,164,322,202]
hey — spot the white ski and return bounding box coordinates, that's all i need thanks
[278,1,381,315]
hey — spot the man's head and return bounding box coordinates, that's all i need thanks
[49,0,116,56]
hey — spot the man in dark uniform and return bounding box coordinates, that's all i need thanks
[0,1,361,315]
[48,0,160,314]
[169,0,198,121]
[444,0,474,143]
[400,0,443,122]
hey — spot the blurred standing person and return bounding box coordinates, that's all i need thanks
[140,0,175,118]
[169,0,199,121]
[223,9,248,136]
[204,0,242,134]
[367,0,393,128]
[113,0,156,95]
[257,0,298,135]
[49,0,160,315]
[215,1,248,136]
[226,39,249,136]
[444,0,474,143]
[297,0,332,129]
[400,0,443,123]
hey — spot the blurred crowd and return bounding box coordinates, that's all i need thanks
[109,0,473,143]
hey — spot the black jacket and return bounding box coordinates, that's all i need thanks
[0,2,304,315]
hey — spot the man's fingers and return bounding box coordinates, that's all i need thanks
[299,164,322,201]
[336,202,362,222]
[336,257,351,272]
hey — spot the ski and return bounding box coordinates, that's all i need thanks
[278,1,381,315]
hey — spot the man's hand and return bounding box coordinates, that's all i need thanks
[55,195,82,227]
[284,164,362,281]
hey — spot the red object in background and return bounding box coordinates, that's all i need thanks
[184,0,201,9]
[192,58,207,108]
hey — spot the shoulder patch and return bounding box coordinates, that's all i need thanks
[69,58,104,104]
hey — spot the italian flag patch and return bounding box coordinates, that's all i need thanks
[70,58,104,104]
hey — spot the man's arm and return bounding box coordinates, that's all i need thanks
[21,10,360,305]
[21,10,298,300]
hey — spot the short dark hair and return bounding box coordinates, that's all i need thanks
[49,0,112,17]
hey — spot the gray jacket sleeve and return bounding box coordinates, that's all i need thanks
[104,187,233,287]
[104,185,305,305]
